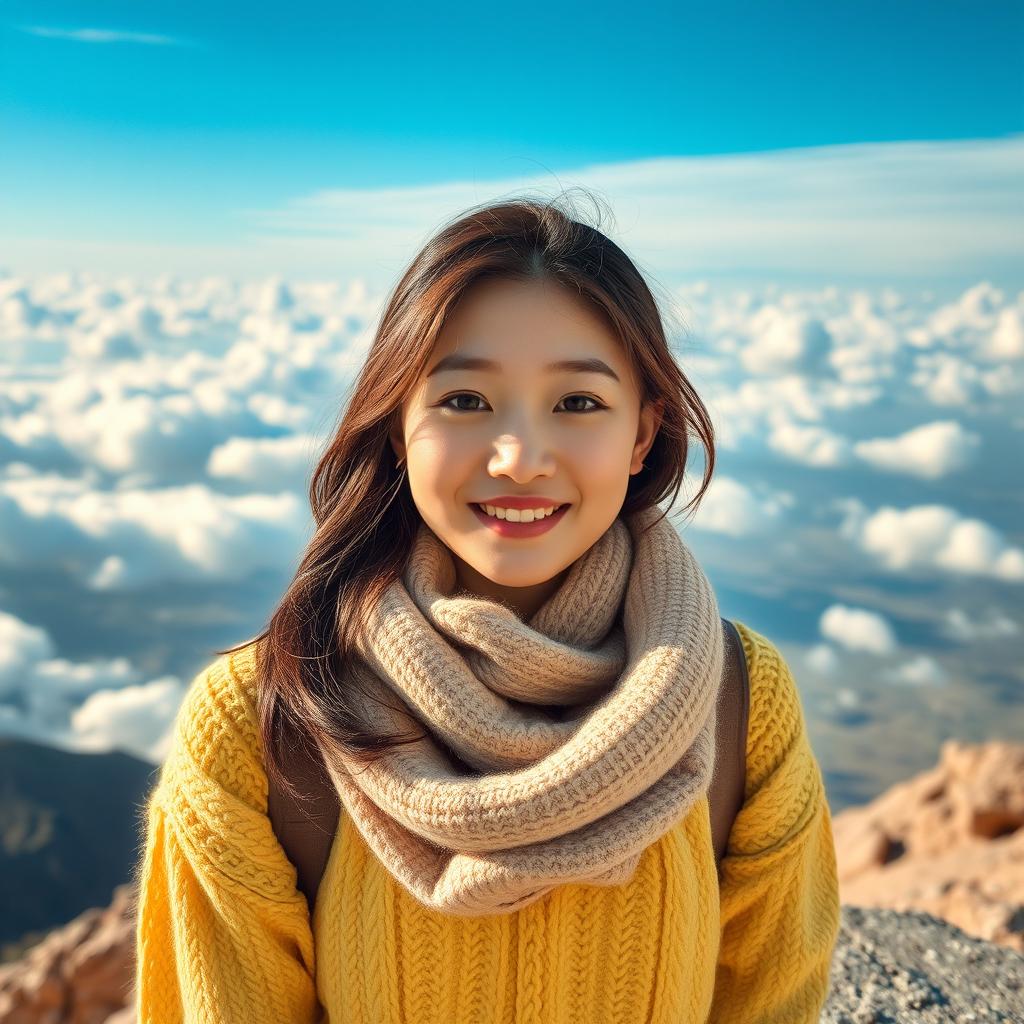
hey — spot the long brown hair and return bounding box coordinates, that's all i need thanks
[215,190,716,808]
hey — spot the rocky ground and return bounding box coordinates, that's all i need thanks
[822,905,1022,1023]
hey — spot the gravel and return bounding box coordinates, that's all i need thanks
[822,905,1024,1023]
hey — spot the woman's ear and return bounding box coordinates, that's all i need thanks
[647,398,665,433]
[389,423,406,465]
[631,399,664,475]
[640,398,665,448]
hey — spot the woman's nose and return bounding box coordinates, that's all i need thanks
[489,436,556,476]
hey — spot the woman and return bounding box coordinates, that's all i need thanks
[132,194,841,1022]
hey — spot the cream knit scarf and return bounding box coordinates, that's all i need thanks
[314,502,724,918]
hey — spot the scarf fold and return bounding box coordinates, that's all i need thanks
[314,502,723,917]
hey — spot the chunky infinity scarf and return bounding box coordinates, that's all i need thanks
[314,502,724,917]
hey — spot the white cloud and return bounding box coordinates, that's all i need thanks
[985,306,1024,360]
[819,603,898,654]
[836,687,861,709]
[910,353,987,406]
[70,677,185,763]
[687,476,792,536]
[769,421,851,467]
[0,607,178,763]
[885,655,947,687]
[21,26,185,46]
[827,298,901,385]
[207,433,321,488]
[840,502,1024,582]
[222,137,1024,290]
[28,654,138,702]
[923,281,1006,345]
[805,643,840,674]
[942,607,1019,642]
[853,420,981,479]
[707,374,881,451]
[740,308,834,376]
[0,471,310,588]
[0,610,54,700]
[20,655,140,737]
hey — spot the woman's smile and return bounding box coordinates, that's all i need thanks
[470,501,572,537]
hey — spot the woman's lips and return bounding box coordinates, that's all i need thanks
[470,502,571,538]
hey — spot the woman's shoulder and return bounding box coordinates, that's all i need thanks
[157,639,267,808]
[729,620,817,799]
[149,639,306,900]
[724,620,831,862]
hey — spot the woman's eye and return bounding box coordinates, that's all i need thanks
[440,393,486,413]
[560,394,604,413]
[438,393,606,413]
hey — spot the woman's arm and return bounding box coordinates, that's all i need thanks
[708,624,841,1024]
[132,653,322,1024]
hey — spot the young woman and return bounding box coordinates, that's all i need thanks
[132,195,841,1023]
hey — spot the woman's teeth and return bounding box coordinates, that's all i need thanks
[477,503,564,522]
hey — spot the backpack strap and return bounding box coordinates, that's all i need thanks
[266,732,340,913]
[268,617,750,911]
[709,618,751,880]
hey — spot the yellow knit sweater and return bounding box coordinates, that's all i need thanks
[133,621,841,1023]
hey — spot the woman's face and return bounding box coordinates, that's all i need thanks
[392,276,663,621]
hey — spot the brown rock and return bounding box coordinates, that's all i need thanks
[0,883,137,1024]
[833,739,1024,951]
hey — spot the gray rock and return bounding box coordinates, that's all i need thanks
[822,905,1024,1023]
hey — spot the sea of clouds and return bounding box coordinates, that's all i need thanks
[0,270,1020,807]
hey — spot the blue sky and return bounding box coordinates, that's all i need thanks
[1,1,1022,290]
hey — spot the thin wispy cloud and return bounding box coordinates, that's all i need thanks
[3,136,1020,288]
[20,25,185,46]
[238,136,1024,286]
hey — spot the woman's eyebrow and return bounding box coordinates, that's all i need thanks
[426,353,620,383]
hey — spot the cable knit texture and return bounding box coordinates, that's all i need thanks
[134,614,840,1023]
[321,504,724,916]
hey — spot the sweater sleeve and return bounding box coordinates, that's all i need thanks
[707,623,841,1024]
[132,648,323,1024]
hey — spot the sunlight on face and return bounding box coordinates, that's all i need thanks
[393,276,662,619]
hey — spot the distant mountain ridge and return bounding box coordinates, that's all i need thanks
[0,738,158,958]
